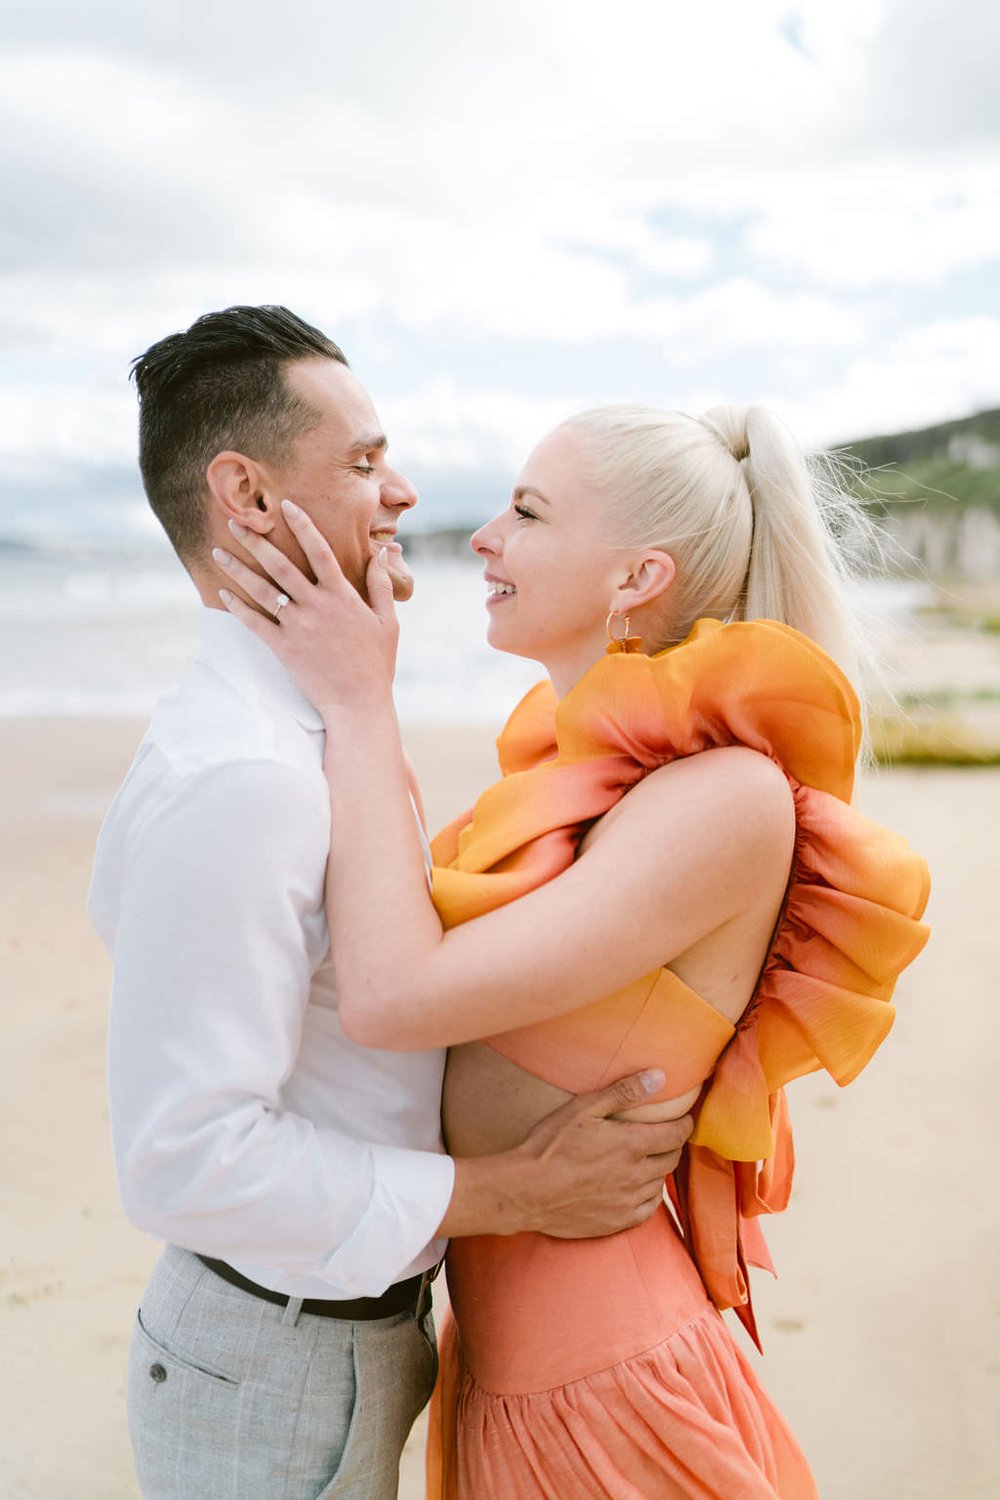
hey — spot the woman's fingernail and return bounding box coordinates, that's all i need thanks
[218,588,234,606]
[281,498,300,516]
[378,546,388,566]
[228,519,248,539]
[639,1069,665,1094]
[212,548,232,567]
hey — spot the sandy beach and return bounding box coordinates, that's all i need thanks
[1,715,996,1499]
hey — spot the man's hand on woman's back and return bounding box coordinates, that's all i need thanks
[438,1069,693,1240]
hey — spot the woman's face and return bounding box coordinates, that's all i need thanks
[470,426,632,693]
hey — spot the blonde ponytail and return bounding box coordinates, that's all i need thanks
[562,403,876,698]
[703,406,868,687]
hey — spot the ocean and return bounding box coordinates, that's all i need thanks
[0,534,544,723]
[0,499,930,724]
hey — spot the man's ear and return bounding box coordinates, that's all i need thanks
[205,451,278,534]
[613,549,676,613]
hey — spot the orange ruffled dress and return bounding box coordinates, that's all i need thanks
[425,619,930,1500]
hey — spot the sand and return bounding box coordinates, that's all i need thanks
[1,716,996,1499]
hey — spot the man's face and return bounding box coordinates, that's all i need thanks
[264,359,418,601]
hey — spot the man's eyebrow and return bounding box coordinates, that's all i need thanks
[346,434,388,456]
[513,485,550,506]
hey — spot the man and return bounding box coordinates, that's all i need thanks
[89,305,691,1499]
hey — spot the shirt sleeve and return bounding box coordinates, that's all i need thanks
[106,756,455,1295]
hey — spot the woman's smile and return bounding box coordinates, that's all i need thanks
[485,573,517,606]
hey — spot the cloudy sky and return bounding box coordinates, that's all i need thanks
[2,0,998,536]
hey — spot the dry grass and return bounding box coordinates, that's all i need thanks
[869,711,1000,766]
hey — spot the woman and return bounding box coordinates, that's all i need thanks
[216,404,930,1498]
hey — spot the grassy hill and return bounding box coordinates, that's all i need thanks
[838,408,1000,513]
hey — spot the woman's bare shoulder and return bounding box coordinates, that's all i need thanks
[586,745,794,858]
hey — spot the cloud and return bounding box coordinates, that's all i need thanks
[738,157,1000,288]
[764,315,1000,444]
[0,377,136,475]
[371,313,1000,480]
[4,3,996,299]
[0,0,997,513]
[0,52,253,275]
[842,0,1000,148]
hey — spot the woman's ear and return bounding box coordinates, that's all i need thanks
[205,451,277,534]
[614,549,676,612]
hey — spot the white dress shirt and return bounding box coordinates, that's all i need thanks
[89,608,453,1299]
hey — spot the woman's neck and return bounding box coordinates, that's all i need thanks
[544,642,653,700]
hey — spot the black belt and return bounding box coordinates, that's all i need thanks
[195,1255,430,1321]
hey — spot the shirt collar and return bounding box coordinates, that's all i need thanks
[196,608,325,731]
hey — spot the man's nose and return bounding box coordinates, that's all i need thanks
[383,466,418,510]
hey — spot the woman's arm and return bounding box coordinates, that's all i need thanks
[325,704,789,1049]
[216,506,794,1051]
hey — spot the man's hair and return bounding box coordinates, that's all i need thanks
[130,305,347,561]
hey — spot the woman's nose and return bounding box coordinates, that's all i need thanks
[471,512,504,558]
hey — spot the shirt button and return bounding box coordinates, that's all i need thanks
[149,1363,167,1383]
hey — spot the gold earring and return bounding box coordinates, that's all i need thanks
[605,609,643,655]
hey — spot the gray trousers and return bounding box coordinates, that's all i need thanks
[127,1245,438,1500]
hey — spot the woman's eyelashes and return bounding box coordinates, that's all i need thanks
[513,503,538,521]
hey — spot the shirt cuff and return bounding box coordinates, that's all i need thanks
[318,1146,456,1296]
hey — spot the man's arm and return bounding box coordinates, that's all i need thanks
[102,756,454,1297]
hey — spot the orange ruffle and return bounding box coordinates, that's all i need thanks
[430,618,930,1345]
